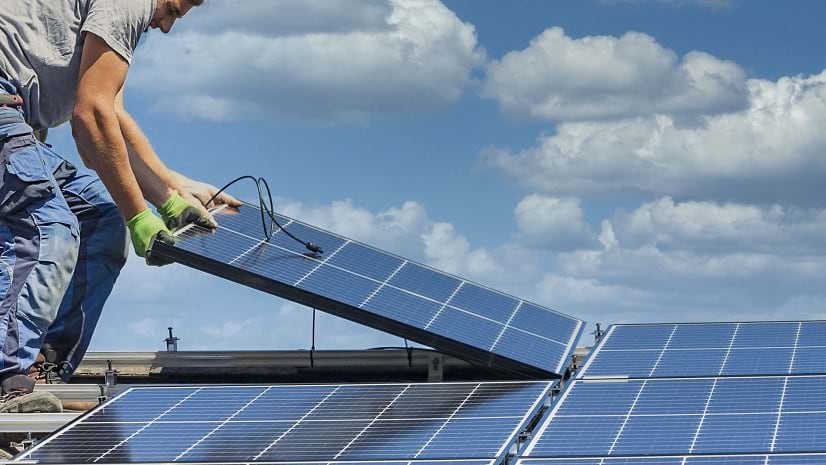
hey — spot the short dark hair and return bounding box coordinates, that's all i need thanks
[188,0,204,5]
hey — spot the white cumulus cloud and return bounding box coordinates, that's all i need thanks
[130,0,483,123]
[514,195,595,249]
[486,71,826,204]
[483,27,747,121]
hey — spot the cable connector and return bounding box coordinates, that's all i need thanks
[305,242,323,254]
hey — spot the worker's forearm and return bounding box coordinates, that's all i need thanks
[129,152,175,207]
[117,109,185,195]
[72,108,146,220]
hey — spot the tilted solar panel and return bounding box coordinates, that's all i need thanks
[521,375,826,460]
[577,321,826,379]
[149,204,584,377]
[17,381,551,464]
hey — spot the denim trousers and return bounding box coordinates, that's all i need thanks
[0,77,128,386]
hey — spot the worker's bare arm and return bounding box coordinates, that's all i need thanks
[71,33,146,219]
[114,91,241,210]
[114,89,183,206]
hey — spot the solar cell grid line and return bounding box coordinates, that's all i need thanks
[94,387,204,463]
[411,385,480,459]
[358,260,408,308]
[490,302,524,351]
[294,239,352,287]
[332,385,412,459]
[150,203,584,377]
[423,282,466,330]
[647,326,679,377]
[17,381,552,464]
[174,386,274,461]
[684,378,720,458]
[252,386,343,461]
[717,324,741,377]
[606,380,649,456]
[766,322,803,459]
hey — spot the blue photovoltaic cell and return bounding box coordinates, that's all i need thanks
[494,328,567,370]
[790,346,826,374]
[720,347,794,375]
[580,349,662,378]
[297,264,379,308]
[796,321,826,345]
[632,379,712,415]
[326,242,404,282]
[511,303,581,345]
[600,325,675,350]
[775,412,826,452]
[152,204,584,377]
[428,307,503,348]
[534,416,626,456]
[731,322,798,348]
[555,381,644,416]
[707,377,783,414]
[389,263,462,302]
[578,321,826,379]
[782,376,826,412]
[668,324,737,349]
[691,414,776,453]
[20,382,550,464]
[769,456,826,464]
[651,349,727,377]
[448,284,519,323]
[611,415,700,455]
[364,286,443,328]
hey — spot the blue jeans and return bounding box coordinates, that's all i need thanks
[0,78,128,387]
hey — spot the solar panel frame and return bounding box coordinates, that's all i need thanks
[16,381,553,464]
[148,203,584,378]
[576,321,826,380]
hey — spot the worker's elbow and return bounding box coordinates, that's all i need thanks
[71,103,96,132]
[71,100,113,137]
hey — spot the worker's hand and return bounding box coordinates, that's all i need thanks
[159,192,217,231]
[179,178,243,209]
[126,209,175,266]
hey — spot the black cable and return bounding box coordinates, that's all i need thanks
[205,175,323,255]
[310,308,316,368]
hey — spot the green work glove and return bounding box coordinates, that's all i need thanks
[158,192,216,231]
[126,209,175,266]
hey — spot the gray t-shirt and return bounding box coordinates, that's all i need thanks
[0,0,156,130]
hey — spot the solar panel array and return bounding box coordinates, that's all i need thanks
[519,455,826,464]
[518,321,826,464]
[150,204,584,377]
[19,381,551,464]
[577,322,826,379]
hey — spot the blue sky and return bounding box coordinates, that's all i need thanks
[48,0,826,352]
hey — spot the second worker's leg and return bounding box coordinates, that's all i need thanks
[42,154,129,381]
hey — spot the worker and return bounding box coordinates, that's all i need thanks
[0,0,241,413]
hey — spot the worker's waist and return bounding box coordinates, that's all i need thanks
[0,76,32,140]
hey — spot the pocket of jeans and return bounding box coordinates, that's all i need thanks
[37,220,79,266]
[5,136,51,182]
[0,137,55,216]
